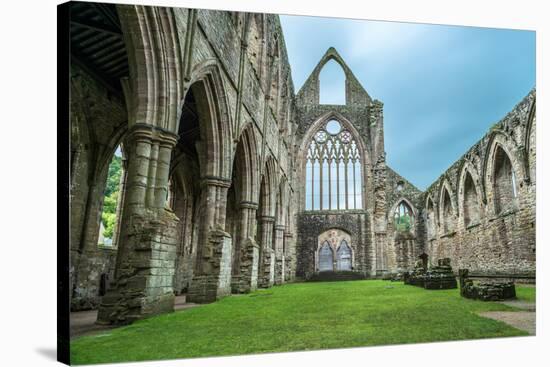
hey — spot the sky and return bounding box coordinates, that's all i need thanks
[279,15,535,190]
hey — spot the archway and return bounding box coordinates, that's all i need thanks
[316,228,352,272]
[318,242,334,272]
[336,240,352,271]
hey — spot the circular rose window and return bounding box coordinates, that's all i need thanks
[315,130,328,143]
[340,130,351,144]
[326,120,341,135]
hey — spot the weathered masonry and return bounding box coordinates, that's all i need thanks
[68,2,536,324]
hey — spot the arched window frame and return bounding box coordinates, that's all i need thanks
[301,113,367,212]
[458,162,483,228]
[319,58,346,105]
[483,132,526,217]
[425,195,437,239]
[392,199,415,233]
[439,181,457,235]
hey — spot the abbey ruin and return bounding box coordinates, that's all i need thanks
[69,2,536,324]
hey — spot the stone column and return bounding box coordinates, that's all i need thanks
[97,124,179,325]
[284,231,295,281]
[111,157,128,248]
[231,201,260,293]
[273,224,286,285]
[258,215,275,288]
[187,178,234,303]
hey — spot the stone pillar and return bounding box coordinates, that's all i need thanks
[258,215,275,288]
[284,231,295,282]
[97,124,179,325]
[274,224,285,285]
[111,157,128,248]
[187,178,234,303]
[231,201,260,293]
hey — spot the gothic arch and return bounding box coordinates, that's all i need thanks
[425,194,437,239]
[275,177,289,227]
[298,111,370,211]
[483,131,525,192]
[232,123,260,203]
[180,60,234,179]
[336,240,353,271]
[438,179,457,234]
[258,155,279,217]
[524,99,536,183]
[389,198,416,233]
[302,47,372,105]
[484,133,524,215]
[389,197,418,219]
[117,5,182,132]
[457,160,484,226]
[316,228,353,271]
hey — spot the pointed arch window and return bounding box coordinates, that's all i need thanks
[318,241,334,272]
[494,146,518,213]
[336,240,352,270]
[319,59,345,105]
[305,119,362,210]
[426,198,436,238]
[394,201,413,232]
[463,172,480,226]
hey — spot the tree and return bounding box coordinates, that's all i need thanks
[100,153,122,242]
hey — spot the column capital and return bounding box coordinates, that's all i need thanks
[258,215,276,224]
[274,224,286,231]
[126,123,179,148]
[239,201,259,210]
[200,175,232,188]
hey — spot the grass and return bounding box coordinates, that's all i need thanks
[71,280,534,365]
[515,284,536,302]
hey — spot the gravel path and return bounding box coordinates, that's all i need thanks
[479,311,536,335]
[70,295,200,338]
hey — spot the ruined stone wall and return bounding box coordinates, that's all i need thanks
[297,212,370,278]
[421,89,536,276]
[294,49,385,278]
[384,168,425,272]
[71,5,300,312]
[70,62,127,310]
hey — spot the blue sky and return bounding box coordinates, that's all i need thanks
[280,15,535,190]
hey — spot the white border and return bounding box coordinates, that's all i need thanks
[0,0,546,366]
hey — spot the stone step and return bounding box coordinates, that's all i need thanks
[307,271,366,282]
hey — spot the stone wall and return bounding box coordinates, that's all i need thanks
[384,168,425,272]
[293,48,385,278]
[70,2,536,321]
[70,4,300,316]
[420,89,536,276]
[70,62,127,310]
[297,212,370,278]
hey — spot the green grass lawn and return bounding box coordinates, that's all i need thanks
[71,281,535,365]
[515,285,536,302]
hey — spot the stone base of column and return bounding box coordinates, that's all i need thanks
[284,255,293,282]
[96,209,178,325]
[187,229,232,303]
[275,255,285,285]
[258,249,275,288]
[231,238,259,293]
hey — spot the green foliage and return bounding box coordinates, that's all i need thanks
[105,155,122,197]
[395,213,412,231]
[71,281,530,364]
[101,212,116,239]
[100,154,122,242]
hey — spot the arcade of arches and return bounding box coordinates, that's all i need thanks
[69,3,536,324]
